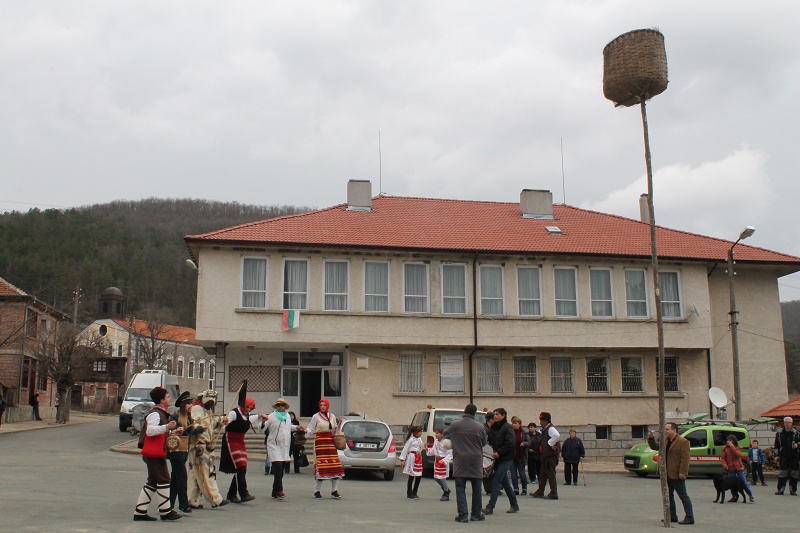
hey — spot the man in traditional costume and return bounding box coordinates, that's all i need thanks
[187,390,229,509]
[133,386,183,522]
[219,386,267,503]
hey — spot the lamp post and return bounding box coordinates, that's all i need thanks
[728,226,755,421]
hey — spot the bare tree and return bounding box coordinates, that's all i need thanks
[36,322,107,424]
[134,304,181,373]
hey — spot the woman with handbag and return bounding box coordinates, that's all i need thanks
[168,392,206,514]
[305,398,345,499]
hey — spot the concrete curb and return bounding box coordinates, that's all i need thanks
[0,413,109,435]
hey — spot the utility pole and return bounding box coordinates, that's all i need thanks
[72,288,82,326]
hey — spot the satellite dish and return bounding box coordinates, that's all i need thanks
[709,387,728,408]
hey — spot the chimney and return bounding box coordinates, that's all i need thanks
[520,189,554,219]
[639,194,650,224]
[347,180,372,212]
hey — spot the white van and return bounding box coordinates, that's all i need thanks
[407,406,490,473]
[118,370,180,432]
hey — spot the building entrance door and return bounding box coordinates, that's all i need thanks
[300,369,322,418]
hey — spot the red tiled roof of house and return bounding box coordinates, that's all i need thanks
[185,196,800,265]
[112,318,198,346]
[761,396,800,418]
[0,276,27,296]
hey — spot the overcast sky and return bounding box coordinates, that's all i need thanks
[2,1,800,300]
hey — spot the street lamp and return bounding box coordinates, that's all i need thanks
[728,226,755,421]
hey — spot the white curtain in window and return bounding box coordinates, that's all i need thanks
[625,270,648,317]
[399,354,424,392]
[477,356,500,393]
[365,262,389,311]
[518,267,541,316]
[442,264,467,314]
[404,264,428,312]
[590,269,612,317]
[242,258,267,308]
[283,260,308,309]
[554,268,577,316]
[324,262,348,310]
[550,357,574,392]
[480,266,503,315]
[659,272,681,318]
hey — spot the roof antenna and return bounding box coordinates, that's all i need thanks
[378,130,383,195]
[560,137,566,204]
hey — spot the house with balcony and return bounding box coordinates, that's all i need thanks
[184,181,800,459]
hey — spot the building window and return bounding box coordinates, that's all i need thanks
[550,357,574,393]
[166,357,173,375]
[404,263,429,313]
[93,360,108,372]
[36,370,47,391]
[439,354,465,392]
[631,425,647,439]
[656,357,680,392]
[323,260,349,311]
[188,360,195,379]
[208,363,215,389]
[590,268,613,317]
[364,261,389,312]
[198,360,205,380]
[118,344,123,357]
[283,259,309,310]
[242,257,268,308]
[399,354,424,392]
[586,357,609,393]
[476,356,501,393]
[518,266,541,316]
[596,426,610,440]
[621,357,644,393]
[442,264,467,314]
[659,271,682,318]
[625,269,648,318]
[22,357,32,388]
[480,265,504,315]
[554,267,578,317]
[177,357,184,377]
[513,357,537,393]
[25,309,38,337]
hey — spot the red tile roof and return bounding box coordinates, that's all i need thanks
[186,196,800,265]
[0,276,27,296]
[761,396,800,418]
[112,318,198,346]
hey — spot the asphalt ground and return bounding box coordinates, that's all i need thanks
[0,417,796,532]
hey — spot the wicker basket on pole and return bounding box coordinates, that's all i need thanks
[603,29,668,107]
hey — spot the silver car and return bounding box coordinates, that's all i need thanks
[336,416,397,480]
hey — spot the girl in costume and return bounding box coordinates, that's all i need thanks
[400,425,424,499]
[305,398,344,499]
[432,428,452,501]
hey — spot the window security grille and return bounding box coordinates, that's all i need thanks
[621,357,644,392]
[399,354,424,392]
[586,358,609,392]
[514,357,537,393]
[477,356,501,393]
[550,358,574,393]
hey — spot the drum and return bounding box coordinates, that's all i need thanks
[166,435,189,452]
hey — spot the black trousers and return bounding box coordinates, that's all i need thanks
[564,462,579,484]
[527,454,541,482]
[271,461,287,495]
[407,475,421,494]
[168,456,188,510]
[227,467,249,498]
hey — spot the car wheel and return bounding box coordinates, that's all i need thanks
[635,472,649,478]
[119,420,128,432]
[384,468,395,481]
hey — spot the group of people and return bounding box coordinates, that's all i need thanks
[133,389,345,521]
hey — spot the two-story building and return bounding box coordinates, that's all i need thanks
[185,181,800,459]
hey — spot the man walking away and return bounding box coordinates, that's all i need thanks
[773,416,800,496]
[482,408,520,515]
[444,404,488,523]
[530,412,560,500]
[648,423,694,525]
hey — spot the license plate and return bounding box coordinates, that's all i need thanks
[624,458,634,465]
[356,443,378,449]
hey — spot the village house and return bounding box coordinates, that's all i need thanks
[184,181,800,460]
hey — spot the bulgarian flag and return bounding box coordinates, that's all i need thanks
[282,310,300,331]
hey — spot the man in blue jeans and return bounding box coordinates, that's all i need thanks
[648,423,694,525]
[444,404,489,523]
[482,407,520,515]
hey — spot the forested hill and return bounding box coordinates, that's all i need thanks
[0,198,311,327]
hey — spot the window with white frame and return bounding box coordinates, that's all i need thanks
[442,264,467,314]
[364,261,389,312]
[476,356,501,393]
[404,263,429,313]
[659,271,682,318]
[554,267,578,317]
[188,360,195,379]
[621,357,644,392]
[590,268,613,317]
[625,269,648,318]
[199,360,205,380]
[586,357,609,392]
[518,266,541,316]
[283,259,309,310]
[242,257,268,308]
[399,353,424,392]
[550,357,574,392]
[208,363,215,389]
[480,265,504,315]
[513,356,537,393]
[656,356,680,392]
[177,357,184,377]
[324,260,349,311]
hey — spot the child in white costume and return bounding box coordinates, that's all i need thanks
[432,428,453,501]
[400,426,424,499]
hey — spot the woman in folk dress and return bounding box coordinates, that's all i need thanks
[400,425,424,499]
[305,398,344,499]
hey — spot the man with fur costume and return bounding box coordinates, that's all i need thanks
[187,390,230,509]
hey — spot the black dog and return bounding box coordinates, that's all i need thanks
[712,474,748,504]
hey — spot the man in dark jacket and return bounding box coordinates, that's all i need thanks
[531,411,560,500]
[444,404,488,523]
[482,408,520,515]
[773,416,800,496]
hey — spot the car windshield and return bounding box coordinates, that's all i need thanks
[433,411,488,431]
[342,421,390,441]
[125,388,153,402]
